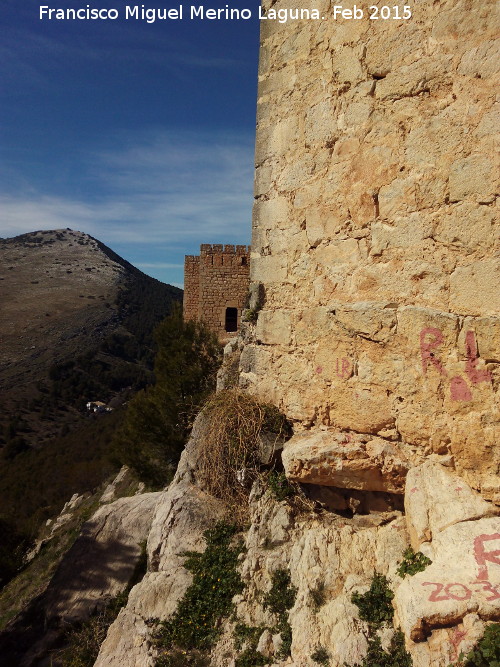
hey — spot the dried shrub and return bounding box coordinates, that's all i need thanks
[198,391,290,517]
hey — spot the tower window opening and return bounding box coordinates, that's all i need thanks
[225,307,238,332]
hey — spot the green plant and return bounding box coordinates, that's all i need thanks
[243,308,259,323]
[396,548,432,578]
[267,471,295,501]
[351,573,394,629]
[310,580,327,610]
[312,645,330,664]
[263,568,297,658]
[233,623,271,666]
[350,631,412,667]
[234,623,265,651]
[154,523,244,664]
[452,623,500,667]
[263,569,297,618]
[115,308,222,487]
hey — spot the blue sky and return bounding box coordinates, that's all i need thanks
[0,0,260,287]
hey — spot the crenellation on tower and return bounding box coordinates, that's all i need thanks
[183,243,250,340]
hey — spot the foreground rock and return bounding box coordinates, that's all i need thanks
[94,414,227,667]
[282,429,411,493]
[395,463,500,651]
[45,492,160,623]
[0,491,159,667]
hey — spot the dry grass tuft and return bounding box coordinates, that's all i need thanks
[198,391,289,518]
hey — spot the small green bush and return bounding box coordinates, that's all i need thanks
[263,568,297,658]
[351,573,394,629]
[310,581,327,610]
[311,645,330,664]
[452,623,500,667]
[351,631,412,667]
[396,548,432,578]
[234,623,265,651]
[263,569,297,618]
[233,623,270,666]
[154,523,244,662]
[243,308,259,323]
[268,471,295,501]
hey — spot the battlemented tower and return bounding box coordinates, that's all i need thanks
[183,243,250,339]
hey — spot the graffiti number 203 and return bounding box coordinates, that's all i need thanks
[422,581,500,603]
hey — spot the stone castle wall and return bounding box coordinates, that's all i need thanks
[183,244,251,339]
[242,0,499,500]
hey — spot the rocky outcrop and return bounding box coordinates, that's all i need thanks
[0,488,159,667]
[94,414,227,667]
[282,429,411,493]
[395,463,500,649]
[45,492,160,624]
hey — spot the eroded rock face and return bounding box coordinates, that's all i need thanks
[46,492,161,623]
[94,414,227,667]
[210,481,408,667]
[404,461,499,548]
[395,463,500,651]
[282,429,411,493]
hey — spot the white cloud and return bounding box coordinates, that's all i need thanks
[0,130,254,249]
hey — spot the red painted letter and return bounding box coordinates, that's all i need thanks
[474,533,500,581]
[465,331,491,385]
[420,328,447,376]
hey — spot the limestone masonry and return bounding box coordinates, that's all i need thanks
[184,243,250,339]
[243,0,499,503]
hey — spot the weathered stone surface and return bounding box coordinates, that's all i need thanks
[394,517,500,642]
[282,429,411,493]
[244,0,500,500]
[405,462,499,549]
[94,414,227,667]
[46,492,160,623]
[393,463,500,647]
[210,482,408,667]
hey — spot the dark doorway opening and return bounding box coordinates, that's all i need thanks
[225,307,238,332]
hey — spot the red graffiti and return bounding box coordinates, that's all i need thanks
[472,580,500,602]
[465,331,492,385]
[422,580,500,603]
[315,366,323,374]
[410,487,419,494]
[335,357,352,379]
[450,376,472,401]
[422,581,472,602]
[421,328,491,401]
[450,628,468,660]
[420,327,447,376]
[474,533,500,581]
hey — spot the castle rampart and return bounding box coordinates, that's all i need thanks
[183,243,250,339]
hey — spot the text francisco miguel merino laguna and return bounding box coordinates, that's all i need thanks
[39,4,365,23]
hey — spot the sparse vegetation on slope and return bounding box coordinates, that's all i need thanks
[115,307,222,487]
[154,523,244,666]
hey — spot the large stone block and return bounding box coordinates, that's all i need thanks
[282,429,410,493]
